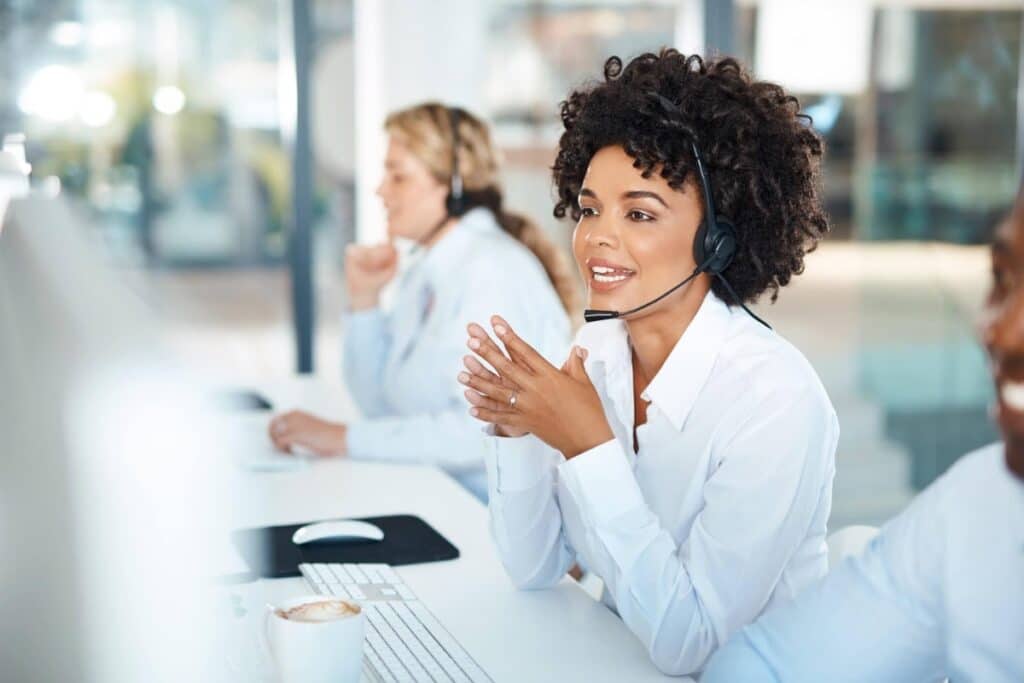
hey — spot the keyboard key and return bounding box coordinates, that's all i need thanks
[310,564,334,584]
[378,564,402,584]
[394,603,469,682]
[331,563,355,583]
[365,649,396,683]
[407,603,489,680]
[324,563,349,583]
[347,564,369,583]
[381,604,441,671]
[327,584,351,598]
[369,615,424,681]
[362,563,388,582]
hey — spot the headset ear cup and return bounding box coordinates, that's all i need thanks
[693,219,709,269]
[706,220,737,274]
[445,193,466,217]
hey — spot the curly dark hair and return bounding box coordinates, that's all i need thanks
[552,48,828,304]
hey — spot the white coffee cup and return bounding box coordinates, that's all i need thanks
[262,595,365,683]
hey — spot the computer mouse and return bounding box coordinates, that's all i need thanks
[291,520,385,545]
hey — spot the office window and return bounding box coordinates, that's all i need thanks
[2,0,355,376]
[739,2,1022,524]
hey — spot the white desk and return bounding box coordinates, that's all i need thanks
[224,378,684,683]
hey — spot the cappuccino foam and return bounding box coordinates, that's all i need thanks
[277,599,361,623]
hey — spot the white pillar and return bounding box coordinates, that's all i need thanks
[354,0,489,244]
[674,0,705,56]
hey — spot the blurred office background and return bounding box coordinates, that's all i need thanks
[2,0,1022,527]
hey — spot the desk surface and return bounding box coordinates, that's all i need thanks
[225,378,682,683]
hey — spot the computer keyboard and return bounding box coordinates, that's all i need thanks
[299,562,492,683]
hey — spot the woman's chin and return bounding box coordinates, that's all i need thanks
[585,293,626,314]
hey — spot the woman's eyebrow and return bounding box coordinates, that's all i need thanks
[623,190,668,208]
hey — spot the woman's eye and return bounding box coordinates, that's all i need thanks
[627,210,654,222]
[580,207,598,218]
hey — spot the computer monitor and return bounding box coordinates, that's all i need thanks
[0,196,232,681]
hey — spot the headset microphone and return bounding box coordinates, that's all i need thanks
[583,262,705,323]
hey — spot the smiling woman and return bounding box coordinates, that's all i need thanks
[460,49,839,676]
[554,50,828,309]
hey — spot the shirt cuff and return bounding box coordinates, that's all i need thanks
[558,437,645,525]
[483,430,559,493]
[345,420,393,461]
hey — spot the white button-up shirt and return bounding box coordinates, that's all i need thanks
[344,208,570,500]
[484,291,839,676]
[703,443,1024,683]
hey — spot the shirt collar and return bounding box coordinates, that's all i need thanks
[642,290,733,431]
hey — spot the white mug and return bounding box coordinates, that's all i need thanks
[262,595,366,683]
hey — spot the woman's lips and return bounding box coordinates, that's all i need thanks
[586,259,636,293]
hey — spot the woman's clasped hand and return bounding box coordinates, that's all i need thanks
[458,315,613,459]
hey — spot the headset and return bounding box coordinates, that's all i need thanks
[413,106,468,250]
[582,94,770,329]
[444,106,468,218]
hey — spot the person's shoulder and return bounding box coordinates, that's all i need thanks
[933,443,1011,502]
[716,309,832,413]
[459,221,549,283]
[888,443,1008,537]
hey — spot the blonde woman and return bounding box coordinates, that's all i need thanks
[269,103,574,501]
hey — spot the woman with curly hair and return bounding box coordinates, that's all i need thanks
[458,50,838,675]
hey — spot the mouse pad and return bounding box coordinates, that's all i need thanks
[231,514,460,578]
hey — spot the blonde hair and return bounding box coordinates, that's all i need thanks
[384,102,577,315]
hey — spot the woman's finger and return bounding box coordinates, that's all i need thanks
[270,431,293,453]
[468,405,524,427]
[458,370,513,403]
[468,322,531,375]
[463,389,512,413]
[491,316,556,373]
[467,330,531,387]
[463,355,504,385]
[566,345,592,384]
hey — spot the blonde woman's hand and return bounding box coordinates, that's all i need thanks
[268,411,348,456]
[460,316,614,459]
[345,243,398,310]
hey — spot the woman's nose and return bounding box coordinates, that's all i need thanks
[584,219,617,249]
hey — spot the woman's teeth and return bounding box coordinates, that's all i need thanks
[1001,381,1024,411]
[591,266,633,283]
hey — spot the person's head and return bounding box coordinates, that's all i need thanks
[981,189,1024,480]
[378,103,498,242]
[379,102,577,313]
[552,49,829,322]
